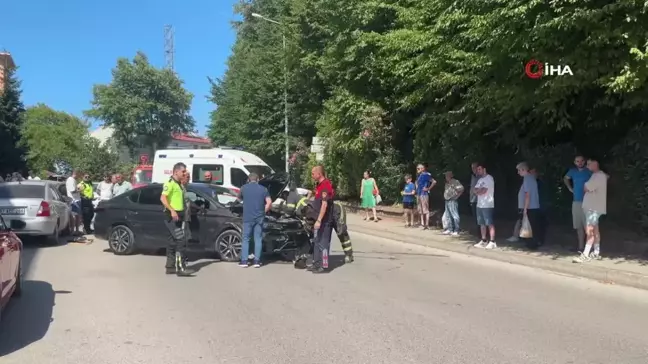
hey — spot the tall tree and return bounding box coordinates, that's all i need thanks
[0,68,26,175]
[21,104,90,174]
[208,0,320,168]
[21,104,120,179]
[86,52,195,158]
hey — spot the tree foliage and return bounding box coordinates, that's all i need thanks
[86,52,195,158]
[21,104,120,180]
[0,68,27,175]
[212,0,648,232]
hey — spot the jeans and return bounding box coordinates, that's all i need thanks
[444,200,460,232]
[241,217,264,263]
[313,222,333,268]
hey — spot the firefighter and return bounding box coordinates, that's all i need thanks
[332,200,354,263]
[294,195,355,265]
[78,173,95,234]
[160,162,195,276]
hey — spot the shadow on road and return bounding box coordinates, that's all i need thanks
[0,281,64,357]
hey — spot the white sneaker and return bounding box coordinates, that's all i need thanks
[442,230,451,235]
[474,241,487,248]
[451,232,460,237]
[589,252,602,261]
[485,241,497,249]
[572,253,591,263]
[506,236,519,243]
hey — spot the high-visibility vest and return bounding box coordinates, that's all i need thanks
[81,182,94,199]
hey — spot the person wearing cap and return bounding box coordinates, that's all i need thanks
[441,171,464,236]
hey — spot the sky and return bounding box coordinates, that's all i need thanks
[0,0,239,135]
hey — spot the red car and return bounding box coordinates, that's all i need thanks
[0,213,23,320]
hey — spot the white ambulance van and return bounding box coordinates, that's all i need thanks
[151,148,274,195]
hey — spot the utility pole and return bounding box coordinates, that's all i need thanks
[164,25,175,72]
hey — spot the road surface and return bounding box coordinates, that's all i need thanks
[1,232,647,364]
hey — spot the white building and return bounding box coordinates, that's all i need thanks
[90,126,212,164]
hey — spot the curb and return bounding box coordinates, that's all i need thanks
[348,222,648,291]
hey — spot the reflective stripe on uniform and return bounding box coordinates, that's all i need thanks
[296,197,308,209]
[340,240,353,251]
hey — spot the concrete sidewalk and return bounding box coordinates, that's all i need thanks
[346,213,648,290]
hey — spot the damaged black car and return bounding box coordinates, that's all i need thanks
[94,173,312,263]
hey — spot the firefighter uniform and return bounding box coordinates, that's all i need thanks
[295,197,354,263]
[333,201,354,263]
[79,181,95,234]
[162,177,193,276]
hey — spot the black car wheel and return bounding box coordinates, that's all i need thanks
[109,225,136,255]
[215,230,242,262]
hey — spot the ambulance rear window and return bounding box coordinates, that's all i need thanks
[192,164,223,185]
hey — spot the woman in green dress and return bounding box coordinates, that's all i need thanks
[360,170,379,221]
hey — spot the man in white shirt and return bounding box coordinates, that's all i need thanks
[573,157,608,263]
[65,170,83,235]
[112,174,133,196]
[95,174,114,201]
[472,163,496,249]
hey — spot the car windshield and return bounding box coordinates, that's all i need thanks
[0,184,45,199]
[245,165,273,179]
[133,169,152,183]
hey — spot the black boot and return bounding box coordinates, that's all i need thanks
[175,253,196,277]
[165,266,176,275]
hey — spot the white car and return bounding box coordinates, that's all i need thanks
[0,181,72,244]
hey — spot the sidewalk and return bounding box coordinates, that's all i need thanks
[346,212,648,290]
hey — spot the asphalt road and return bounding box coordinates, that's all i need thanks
[1,231,648,364]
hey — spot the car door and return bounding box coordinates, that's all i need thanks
[184,190,210,246]
[47,186,67,230]
[130,186,168,246]
[0,215,11,300]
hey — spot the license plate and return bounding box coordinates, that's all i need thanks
[0,208,25,215]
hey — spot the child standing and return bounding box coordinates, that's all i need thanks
[402,174,416,227]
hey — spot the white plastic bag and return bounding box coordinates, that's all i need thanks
[519,215,533,238]
[442,211,451,230]
[375,194,382,204]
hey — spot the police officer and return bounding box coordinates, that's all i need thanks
[78,173,95,234]
[160,163,195,276]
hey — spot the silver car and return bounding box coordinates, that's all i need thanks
[0,181,72,244]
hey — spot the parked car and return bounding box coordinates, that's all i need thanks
[93,173,310,262]
[0,213,23,320]
[0,181,72,243]
[54,182,76,233]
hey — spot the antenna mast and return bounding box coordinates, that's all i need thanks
[164,25,175,71]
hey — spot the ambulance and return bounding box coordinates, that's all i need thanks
[151,148,275,195]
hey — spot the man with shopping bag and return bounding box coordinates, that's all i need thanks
[516,162,544,249]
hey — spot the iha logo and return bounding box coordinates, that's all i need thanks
[524,59,573,79]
